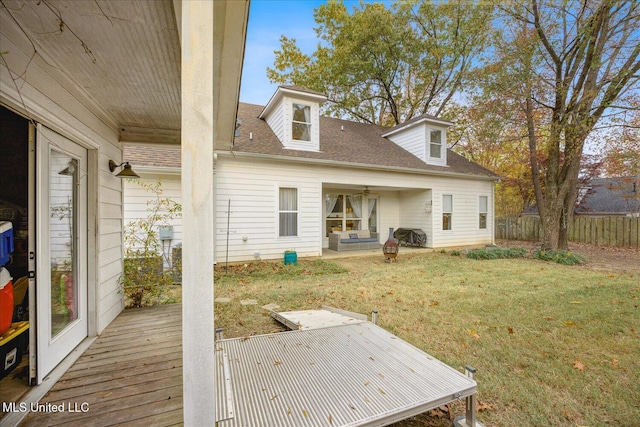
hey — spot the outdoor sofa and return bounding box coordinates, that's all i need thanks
[328,230,379,252]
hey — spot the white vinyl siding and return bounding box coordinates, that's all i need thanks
[262,96,321,152]
[397,189,432,245]
[386,123,448,166]
[386,125,426,161]
[213,155,493,260]
[123,174,183,266]
[263,98,285,143]
[124,156,494,261]
[430,179,494,248]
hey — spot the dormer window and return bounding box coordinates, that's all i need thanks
[292,103,311,141]
[430,129,442,158]
[381,115,450,166]
[259,86,327,152]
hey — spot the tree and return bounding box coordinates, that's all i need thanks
[267,0,493,125]
[451,99,540,217]
[598,98,640,178]
[490,0,640,250]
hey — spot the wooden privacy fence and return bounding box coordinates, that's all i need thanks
[495,216,640,248]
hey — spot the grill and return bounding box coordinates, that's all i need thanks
[394,228,427,247]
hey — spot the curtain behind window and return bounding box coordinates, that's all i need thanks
[279,188,298,237]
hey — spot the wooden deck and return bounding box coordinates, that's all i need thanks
[20,304,183,427]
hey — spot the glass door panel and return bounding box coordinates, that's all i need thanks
[367,198,378,233]
[49,152,78,336]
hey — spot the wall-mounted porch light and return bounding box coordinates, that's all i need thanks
[108,160,140,179]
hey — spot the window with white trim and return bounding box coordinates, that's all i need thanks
[442,194,452,230]
[279,187,298,237]
[430,129,442,158]
[292,103,311,141]
[479,196,488,229]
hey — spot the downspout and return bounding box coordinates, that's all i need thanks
[491,181,497,245]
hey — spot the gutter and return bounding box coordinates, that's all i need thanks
[218,150,500,182]
[132,166,182,176]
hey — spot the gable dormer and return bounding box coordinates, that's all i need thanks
[381,115,453,167]
[259,86,327,152]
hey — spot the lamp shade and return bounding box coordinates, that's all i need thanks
[109,160,140,179]
[115,162,140,178]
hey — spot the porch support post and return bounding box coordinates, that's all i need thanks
[180,1,215,424]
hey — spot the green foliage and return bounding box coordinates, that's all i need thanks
[120,180,181,308]
[450,250,462,256]
[215,259,347,281]
[267,0,494,125]
[465,247,528,260]
[534,250,587,265]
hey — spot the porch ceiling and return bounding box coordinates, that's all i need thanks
[2,0,180,135]
[1,0,249,148]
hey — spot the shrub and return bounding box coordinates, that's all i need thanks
[465,247,528,260]
[534,249,587,265]
[120,180,181,308]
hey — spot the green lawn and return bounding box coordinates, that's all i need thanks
[213,252,639,426]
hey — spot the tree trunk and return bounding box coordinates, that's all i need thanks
[540,191,562,250]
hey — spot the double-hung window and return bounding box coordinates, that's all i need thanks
[279,187,298,237]
[292,104,311,141]
[430,129,442,158]
[442,194,452,230]
[479,196,488,229]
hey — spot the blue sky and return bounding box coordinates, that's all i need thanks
[240,0,369,106]
[239,0,324,105]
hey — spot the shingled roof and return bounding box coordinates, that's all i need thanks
[125,145,180,169]
[126,102,498,179]
[575,177,640,215]
[233,103,497,179]
[523,177,640,216]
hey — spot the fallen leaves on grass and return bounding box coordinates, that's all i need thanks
[478,401,494,412]
[428,406,448,419]
[573,360,586,371]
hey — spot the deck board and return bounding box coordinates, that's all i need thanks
[19,304,183,427]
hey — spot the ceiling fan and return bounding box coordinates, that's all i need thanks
[352,186,371,196]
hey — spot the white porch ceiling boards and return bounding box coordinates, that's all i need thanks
[2,0,181,139]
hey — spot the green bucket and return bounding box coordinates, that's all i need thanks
[283,251,297,265]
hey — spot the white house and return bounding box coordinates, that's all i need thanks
[125,85,499,264]
[1,1,249,424]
